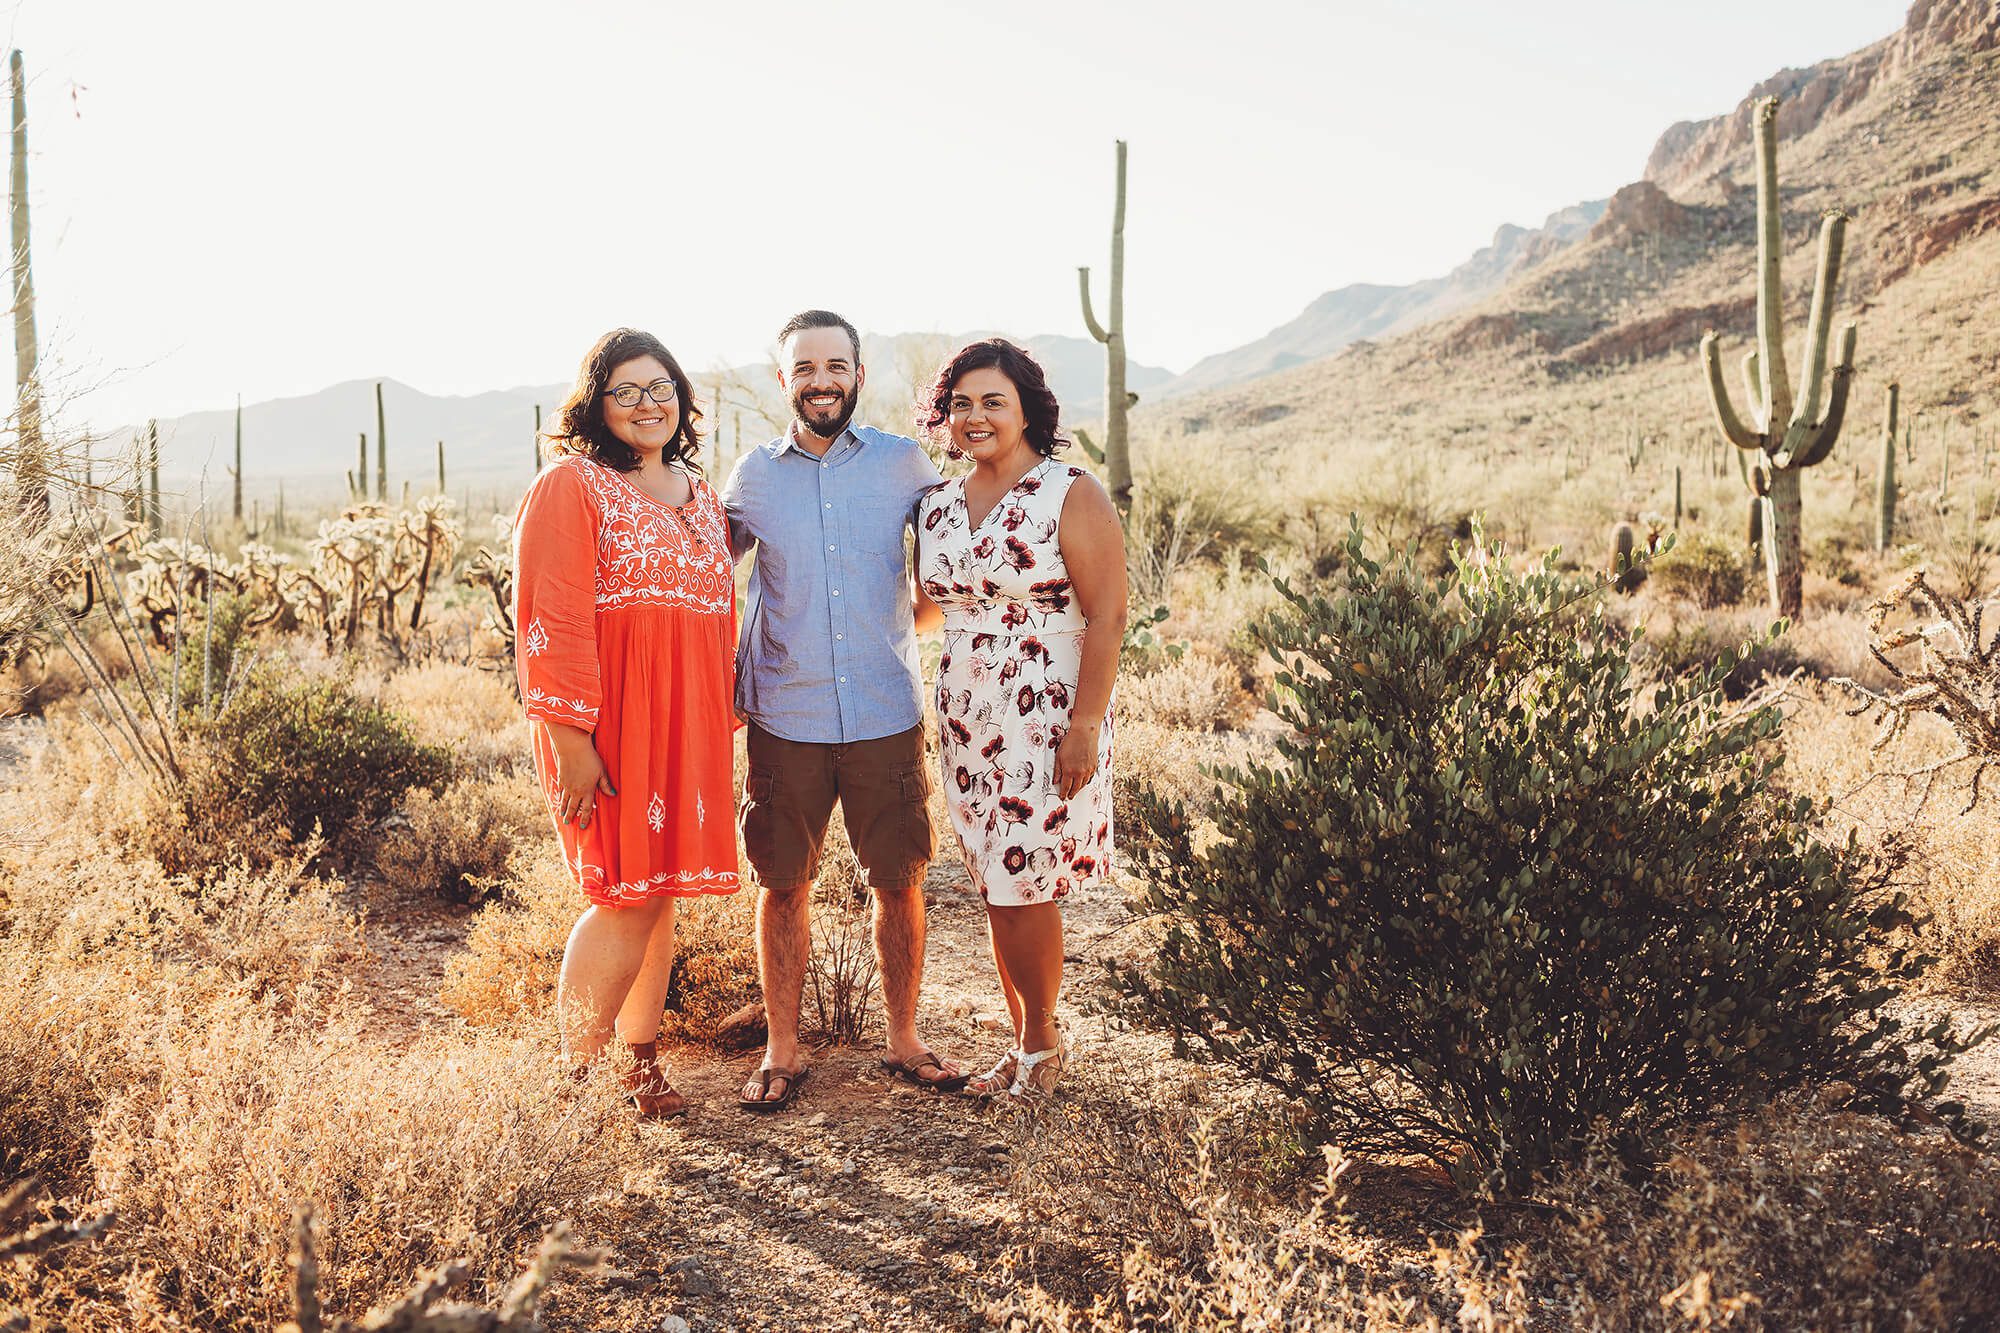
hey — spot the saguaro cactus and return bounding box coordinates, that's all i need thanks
[436,439,446,494]
[8,49,44,521]
[375,381,387,501]
[1700,96,1858,620]
[532,403,543,476]
[1078,139,1133,514]
[355,432,367,501]
[1875,382,1899,552]
[145,419,160,534]
[230,395,243,521]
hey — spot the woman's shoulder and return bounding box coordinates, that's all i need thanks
[520,453,606,514]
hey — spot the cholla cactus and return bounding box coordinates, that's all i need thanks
[283,496,463,656]
[459,512,516,663]
[1835,567,2000,811]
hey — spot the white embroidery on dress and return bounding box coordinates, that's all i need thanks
[524,683,598,725]
[696,792,707,828]
[523,617,550,656]
[647,792,666,833]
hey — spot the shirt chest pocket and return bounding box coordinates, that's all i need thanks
[848,493,913,558]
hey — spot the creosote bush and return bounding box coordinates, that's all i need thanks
[149,655,454,873]
[1646,528,1747,608]
[375,777,545,905]
[1120,521,1985,1192]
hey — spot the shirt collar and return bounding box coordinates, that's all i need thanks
[777,421,861,461]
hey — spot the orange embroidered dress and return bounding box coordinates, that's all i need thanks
[513,455,740,906]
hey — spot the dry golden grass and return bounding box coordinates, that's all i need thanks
[374,773,546,904]
[376,658,529,778]
[1785,682,2000,990]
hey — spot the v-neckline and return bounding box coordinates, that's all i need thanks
[963,459,1047,534]
[609,460,699,513]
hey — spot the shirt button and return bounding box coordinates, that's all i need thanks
[832,589,841,596]
[828,544,836,551]
[836,633,844,641]
[824,503,831,510]
[839,676,847,683]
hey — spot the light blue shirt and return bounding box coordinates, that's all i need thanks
[721,424,944,744]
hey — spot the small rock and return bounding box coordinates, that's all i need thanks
[981,1141,1009,1155]
[660,1318,692,1333]
[970,1010,1010,1031]
[667,1255,721,1299]
[807,1111,829,1127]
[714,1001,768,1053]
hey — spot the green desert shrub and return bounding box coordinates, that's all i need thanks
[1119,522,1984,1193]
[151,656,454,873]
[1647,530,1746,608]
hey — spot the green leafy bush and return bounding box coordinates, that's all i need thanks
[1647,530,1746,608]
[151,657,454,873]
[1119,522,1983,1192]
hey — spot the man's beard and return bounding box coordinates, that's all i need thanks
[791,383,859,441]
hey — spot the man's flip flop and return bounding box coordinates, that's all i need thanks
[738,1065,809,1113]
[881,1051,971,1094]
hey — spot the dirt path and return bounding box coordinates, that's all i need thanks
[353,851,1157,1332]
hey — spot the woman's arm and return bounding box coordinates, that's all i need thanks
[912,570,944,635]
[1053,473,1129,801]
[514,463,614,827]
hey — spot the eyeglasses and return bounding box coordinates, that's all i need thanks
[602,379,678,408]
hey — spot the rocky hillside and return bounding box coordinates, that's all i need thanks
[1160,201,1605,399]
[1145,0,2000,520]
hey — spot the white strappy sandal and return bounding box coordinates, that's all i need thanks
[962,1049,1022,1099]
[1009,1039,1066,1103]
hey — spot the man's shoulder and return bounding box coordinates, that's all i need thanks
[852,424,926,455]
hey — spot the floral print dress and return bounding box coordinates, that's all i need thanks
[513,456,741,907]
[918,459,1112,907]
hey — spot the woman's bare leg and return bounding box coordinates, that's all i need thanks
[987,902,1063,1054]
[557,897,669,1066]
[615,897,679,1043]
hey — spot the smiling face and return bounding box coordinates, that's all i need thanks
[780,325,864,441]
[948,366,1032,466]
[602,355,681,459]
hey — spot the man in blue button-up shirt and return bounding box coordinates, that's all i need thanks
[722,310,964,1109]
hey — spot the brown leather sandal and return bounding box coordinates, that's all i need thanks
[881,1050,971,1093]
[738,1064,810,1114]
[623,1041,687,1120]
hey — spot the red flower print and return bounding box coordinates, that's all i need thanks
[1053,877,1072,900]
[939,654,952,673]
[1017,684,1039,715]
[972,633,996,652]
[1043,804,1069,832]
[1020,636,1049,663]
[1019,474,1044,493]
[999,796,1033,826]
[955,766,972,793]
[1002,506,1027,531]
[1065,467,1084,479]
[999,658,1022,684]
[1071,856,1097,877]
[981,578,1001,598]
[1001,604,1029,630]
[972,535,996,560]
[982,733,1007,760]
[1094,822,1109,844]
[924,507,945,531]
[1002,536,1035,570]
[1003,846,1028,874]
[947,718,971,744]
[1043,681,1071,710]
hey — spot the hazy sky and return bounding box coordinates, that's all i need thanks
[12,0,1909,430]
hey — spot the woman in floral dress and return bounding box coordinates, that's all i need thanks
[916,339,1128,1101]
[514,327,739,1118]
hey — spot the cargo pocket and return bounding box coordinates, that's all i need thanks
[740,770,779,882]
[896,764,936,875]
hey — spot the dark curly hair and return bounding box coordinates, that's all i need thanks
[547,328,704,473]
[920,338,1067,460]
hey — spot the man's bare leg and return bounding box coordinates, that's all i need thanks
[744,882,811,1102]
[875,882,961,1084]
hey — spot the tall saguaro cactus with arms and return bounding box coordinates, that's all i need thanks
[1700,95,1857,619]
[1078,139,1132,514]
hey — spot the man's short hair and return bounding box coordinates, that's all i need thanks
[776,309,862,365]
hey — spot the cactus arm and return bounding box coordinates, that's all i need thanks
[1701,332,1764,451]
[1739,350,1766,433]
[1787,322,1857,470]
[1784,211,1849,444]
[1078,266,1108,344]
[1752,96,1793,430]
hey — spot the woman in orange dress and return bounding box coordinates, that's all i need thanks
[513,327,740,1118]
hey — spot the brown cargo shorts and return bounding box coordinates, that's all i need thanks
[739,722,935,893]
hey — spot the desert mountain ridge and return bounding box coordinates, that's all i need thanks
[1143,0,2000,497]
